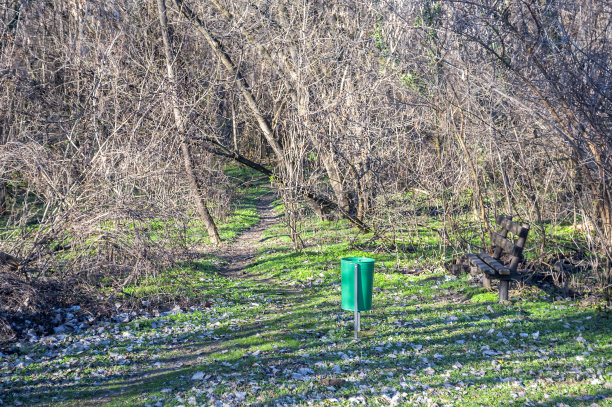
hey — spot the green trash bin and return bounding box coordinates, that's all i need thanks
[341,257,374,311]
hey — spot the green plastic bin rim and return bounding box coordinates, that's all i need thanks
[341,257,375,263]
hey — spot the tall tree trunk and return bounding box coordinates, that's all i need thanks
[208,0,338,223]
[175,0,285,165]
[157,0,220,244]
[180,143,220,244]
[176,0,371,233]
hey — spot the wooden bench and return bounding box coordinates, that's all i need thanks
[467,215,529,302]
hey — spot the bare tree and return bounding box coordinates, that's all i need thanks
[156,0,220,244]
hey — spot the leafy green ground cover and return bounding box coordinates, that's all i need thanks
[119,167,270,303]
[2,183,611,406]
[161,166,270,246]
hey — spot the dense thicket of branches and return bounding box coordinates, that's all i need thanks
[1,0,610,325]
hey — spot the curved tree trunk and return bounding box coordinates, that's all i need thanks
[157,0,220,244]
[175,0,371,233]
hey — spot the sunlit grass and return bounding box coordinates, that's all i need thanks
[3,173,610,407]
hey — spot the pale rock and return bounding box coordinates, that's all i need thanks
[298,367,314,376]
[348,395,366,404]
[291,372,305,380]
[383,392,401,406]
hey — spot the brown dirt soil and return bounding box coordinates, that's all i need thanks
[70,195,296,406]
[207,194,282,282]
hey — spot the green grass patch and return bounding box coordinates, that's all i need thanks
[3,176,611,407]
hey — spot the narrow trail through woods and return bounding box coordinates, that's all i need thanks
[80,196,299,406]
[6,194,611,407]
[208,194,298,292]
[217,194,279,277]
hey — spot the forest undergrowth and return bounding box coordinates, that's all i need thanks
[1,173,610,406]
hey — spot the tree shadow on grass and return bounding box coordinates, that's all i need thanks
[7,278,611,406]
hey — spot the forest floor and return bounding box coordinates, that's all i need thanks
[1,177,611,406]
[212,194,282,280]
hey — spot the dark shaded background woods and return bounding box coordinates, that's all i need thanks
[0,0,610,336]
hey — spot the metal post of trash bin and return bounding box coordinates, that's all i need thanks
[341,257,373,340]
[354,263,359,340]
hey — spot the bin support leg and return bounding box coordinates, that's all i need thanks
[357,311,361,332]
[354,263,359,340]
